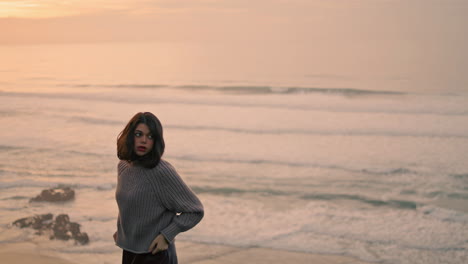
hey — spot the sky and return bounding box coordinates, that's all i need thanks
[0,0,467,92]
[0,0,466,45]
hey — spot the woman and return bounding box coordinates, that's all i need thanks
[114,112,204,264]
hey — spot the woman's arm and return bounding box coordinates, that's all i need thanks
[156,162,204,243]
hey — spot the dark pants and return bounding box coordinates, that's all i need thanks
[122,243,178,264]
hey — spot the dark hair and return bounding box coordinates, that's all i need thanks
[117,112,165,168]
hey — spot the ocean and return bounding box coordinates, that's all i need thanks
[0,42,468,264]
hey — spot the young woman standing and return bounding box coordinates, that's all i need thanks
[114,112,204,264]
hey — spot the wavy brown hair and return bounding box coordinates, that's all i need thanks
[117,112,165,168]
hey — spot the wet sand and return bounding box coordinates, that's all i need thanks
[0,240,371,264]
[177,241,371,264]
[0,242,72,264]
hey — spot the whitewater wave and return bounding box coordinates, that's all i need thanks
[301,193,419,210]
[61,83,405,96]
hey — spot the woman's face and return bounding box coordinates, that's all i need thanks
[133,123,154,156]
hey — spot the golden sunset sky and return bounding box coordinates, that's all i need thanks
[0,0,161,18]
[0,0,466,45]
[0,0,467,92]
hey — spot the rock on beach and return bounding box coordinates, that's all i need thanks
[13,214,89,245]
[30,187,75,202]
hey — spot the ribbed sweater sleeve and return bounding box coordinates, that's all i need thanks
[151,161,204,243]
[115,159,203,253]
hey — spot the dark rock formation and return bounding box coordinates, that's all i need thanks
[30,187,75,202]
[13,213,89,245]
[12,213,54,235]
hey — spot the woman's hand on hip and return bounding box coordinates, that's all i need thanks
[148,234,169,255]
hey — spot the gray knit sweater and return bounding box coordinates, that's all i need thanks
[115,159,204,253]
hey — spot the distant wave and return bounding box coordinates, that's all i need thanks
[0,144,108,158]
[301,193,419,210]
[425,190,468,200]
[0,179,60,189]
[0,110,32,117]
[361,168,416,175]
[68,84,167,89]
[451,173,468,180]
[191,186,287,196]
[0,195,30,201]
[166,125,468,139]
[0,180,115,191]
[2,90,468,117]
[191,186,420,210]
[62,83,405,96]
[63,116,468,138]
[0,145,24,151]
[448,193,468,199]
[168,154,419,177]
[171,154,348,169]
[68,116,123,126]
[175,84,405,96]
[0,144,419,177]
[0,167,93,178]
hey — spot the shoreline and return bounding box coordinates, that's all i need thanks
[0,240,372,264]
[177,241,372,264]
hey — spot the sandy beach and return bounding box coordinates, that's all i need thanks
[0,242,73,264]
[0,240,371,264]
